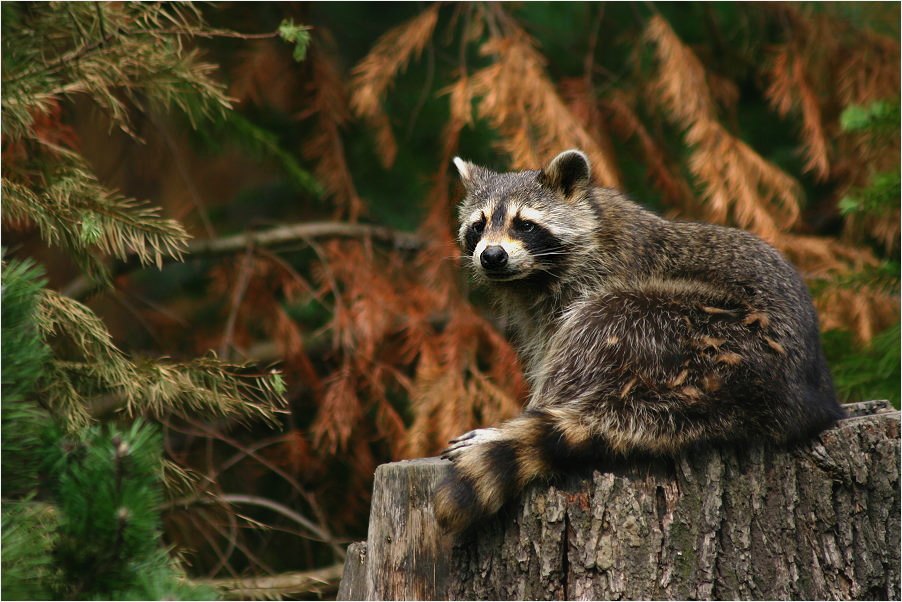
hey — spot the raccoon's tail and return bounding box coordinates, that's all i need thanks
[433,408,593,534]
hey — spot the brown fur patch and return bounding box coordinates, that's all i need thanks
[507,415,546,446]
[545,407,592,447]
[715,352,743,366]
[743,311,771,328]
[516,452,549,487]
[702,373,721,392]
[620,376,638,398]
[701,305,737,316]
[555,413,592,447]
[679,385,703,401]
[669,369,690,387]
[696,336,726,350]
[765,338,786,355]
[605,335,620,346]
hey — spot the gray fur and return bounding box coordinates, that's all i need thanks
[435,149,844,534]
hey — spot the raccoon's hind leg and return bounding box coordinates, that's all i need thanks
[434,408,593,534]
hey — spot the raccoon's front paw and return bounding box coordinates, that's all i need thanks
[441,427,502,461]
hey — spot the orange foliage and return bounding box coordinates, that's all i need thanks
[646,16,802,239]
[132,5,898,568]
[470,31,620,187]
[300,47,366,222]
[766,46,830,180]
[229,39,301,113]
[349,4,441,168]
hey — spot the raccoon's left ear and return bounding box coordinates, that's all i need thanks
[538,150,591,199]
[453,157,481,190]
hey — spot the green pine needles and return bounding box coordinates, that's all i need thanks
[49,421,214,600]
[1,2,291,598]
[0,259,222,600]
[1,3,228,285]
[825,99,902,407]
[1,258,53,495]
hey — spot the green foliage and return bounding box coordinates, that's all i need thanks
[839,100,902,219]
[838,172,900,216]
[1,257,50,407]
[2,158,190,284]
[824,324,901,407]
[825,259,901,295]
[48,421,215,600]
[35,287,284,428]
[2,2,291,598]
[1,501,60,599]
[1,260,60,599]
[278,19,312,62]
[1,258,53,493]
[2,419,217,600]
[199,111,324,197]
[0,3,229,139]
[1,2,230,286]
[827,98,901,404]
[0,260,215,599]
[840,100,900,135]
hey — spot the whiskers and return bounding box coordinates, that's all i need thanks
[441,254,474,263]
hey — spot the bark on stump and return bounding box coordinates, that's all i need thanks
[338,403,900,600]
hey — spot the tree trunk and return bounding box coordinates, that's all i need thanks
[338,402,900,600]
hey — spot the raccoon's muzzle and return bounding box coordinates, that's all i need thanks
[480,245,508,269]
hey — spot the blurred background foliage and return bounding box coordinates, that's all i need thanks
[2,2,899,599]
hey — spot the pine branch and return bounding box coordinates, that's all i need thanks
[36,290,285,428]
[3,135,191,285]
[2,3,232,139]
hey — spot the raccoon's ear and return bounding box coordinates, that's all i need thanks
[538,150,591,199]
[453,157,481,190]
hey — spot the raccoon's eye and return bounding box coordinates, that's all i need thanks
[471,218,486,234]
[516,219,536,233]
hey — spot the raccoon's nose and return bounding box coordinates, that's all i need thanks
[480,245,508,269]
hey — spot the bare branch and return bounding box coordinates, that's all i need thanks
[188,221,423,256]
[220,494,344,556]
[62,221,424,299]
[193,562,344,600]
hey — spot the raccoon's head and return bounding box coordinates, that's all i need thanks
[453,149,598,285]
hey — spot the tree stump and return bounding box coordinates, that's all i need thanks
[338,402,900,600]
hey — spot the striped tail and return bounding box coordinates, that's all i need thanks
[433,408,592,534]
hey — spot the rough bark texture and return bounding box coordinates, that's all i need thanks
[339,404,900,601]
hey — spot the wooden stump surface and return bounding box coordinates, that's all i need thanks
[338,403,900,601]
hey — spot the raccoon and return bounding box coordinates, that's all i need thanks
[433,149,844,534]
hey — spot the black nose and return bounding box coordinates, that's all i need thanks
[480,245,508,269]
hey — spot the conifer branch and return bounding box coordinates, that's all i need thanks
[349,4,441,168]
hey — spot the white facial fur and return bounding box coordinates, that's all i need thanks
[464,200,537,281]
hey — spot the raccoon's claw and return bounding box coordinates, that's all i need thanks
[448,431,478,444]
[441,428,503,460]
[449,427,502,445]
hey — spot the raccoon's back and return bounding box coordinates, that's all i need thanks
[521,216,844,447]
